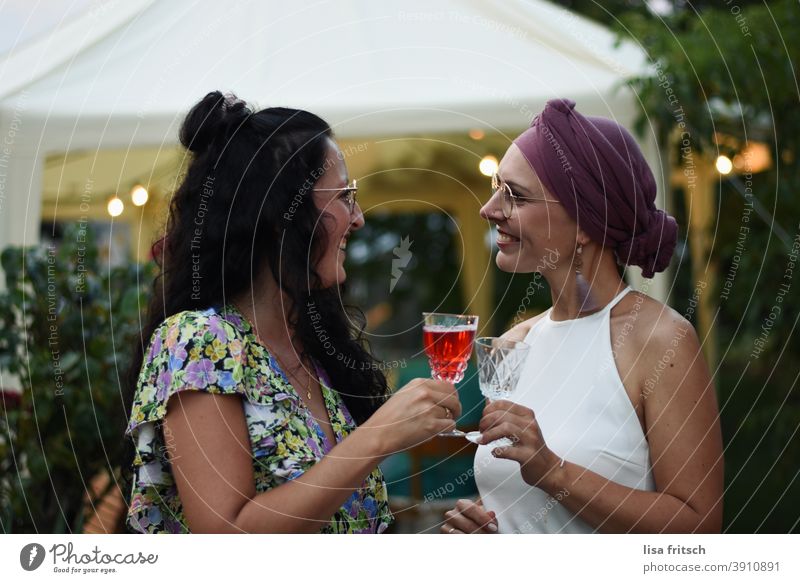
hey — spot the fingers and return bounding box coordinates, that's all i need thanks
[442,510,476,533]
[479,409,530,434]
[489,444,524,463]
[438,396,462,421]
[434,417,457,435]
[483,399,532,418]
[398,378,462,420]
[442,500,498,534]
[426,380,462,420]
[478,421,523,446]
[454,499,498,533]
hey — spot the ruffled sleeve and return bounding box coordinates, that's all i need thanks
[126,309,249,435]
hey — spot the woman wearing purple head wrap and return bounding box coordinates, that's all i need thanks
[442,99,723,535]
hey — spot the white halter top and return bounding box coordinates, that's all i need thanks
[474,286,655,533]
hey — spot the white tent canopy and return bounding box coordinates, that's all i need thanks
[0,0,665,293]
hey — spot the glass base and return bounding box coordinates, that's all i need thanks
[437,429,467,438]
[464,431,513,448]
[464,430,481,443]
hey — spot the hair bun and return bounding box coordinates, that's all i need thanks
[616,209,678,278]
[180,91,250,153]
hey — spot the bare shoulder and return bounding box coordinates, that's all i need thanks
[500,312,548,343]
[613,291,697,346]
[611,291,707,389]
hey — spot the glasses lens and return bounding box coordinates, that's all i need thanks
[350,183,358,213]
[501,185,513,218]
[492,174,512,218]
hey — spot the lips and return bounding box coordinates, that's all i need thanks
[339,231,351,251]
[496,227,521,244]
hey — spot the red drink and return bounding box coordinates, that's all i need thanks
[421,312,478,437]
[423,324,476,383]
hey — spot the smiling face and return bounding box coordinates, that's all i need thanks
[480,143,580,273]
[312,138,364,287]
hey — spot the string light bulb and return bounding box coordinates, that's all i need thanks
[715,155,733,175]
[479,155,498,177]
[107,196,124,217]
[131,184,149,206]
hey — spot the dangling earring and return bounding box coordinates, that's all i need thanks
[575,243,598,313]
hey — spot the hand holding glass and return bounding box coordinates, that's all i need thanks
[465,337,531,447]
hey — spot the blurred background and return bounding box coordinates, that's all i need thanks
[0,0,797,534]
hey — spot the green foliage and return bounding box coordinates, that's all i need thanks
[614,1,800,532]
[0,224,154,533]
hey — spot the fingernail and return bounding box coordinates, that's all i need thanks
[487,523,498,532]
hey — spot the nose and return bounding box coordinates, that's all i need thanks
[480,190,505,222]
[350,202,365,231]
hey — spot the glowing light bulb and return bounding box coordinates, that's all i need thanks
[131,185,149,206]
[715,155,733,175]
[107,196,124,217]
[479,155,498,177]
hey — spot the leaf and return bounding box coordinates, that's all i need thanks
[0,226,148,532]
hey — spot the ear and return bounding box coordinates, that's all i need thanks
[576,227,591,247]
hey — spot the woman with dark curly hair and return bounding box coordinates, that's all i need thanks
[123,91,460,534]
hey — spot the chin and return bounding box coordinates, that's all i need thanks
[495,250,522,273]
[495,253,514,273]
[318,265,347,288]
[495,250,537,274]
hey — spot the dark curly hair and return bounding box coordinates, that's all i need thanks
[122,91,388,496]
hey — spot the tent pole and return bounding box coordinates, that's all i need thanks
[0,130,44,393]
[0,148,44,261]
[683,157,718,368]
[456,204,493,335]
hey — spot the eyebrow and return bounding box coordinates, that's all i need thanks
[503,178,534,198]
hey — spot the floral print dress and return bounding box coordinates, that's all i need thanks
[125,305,393,534]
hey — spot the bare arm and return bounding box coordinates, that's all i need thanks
[542,321,723,532]
[482,318,724,533]
[163,378,461,533]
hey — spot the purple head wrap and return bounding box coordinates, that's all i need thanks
[513,98,677,278]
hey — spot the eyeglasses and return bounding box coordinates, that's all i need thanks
[314,178,358,215]
[491,173,560,219]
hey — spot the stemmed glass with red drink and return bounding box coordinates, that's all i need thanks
[422,312,479,437]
